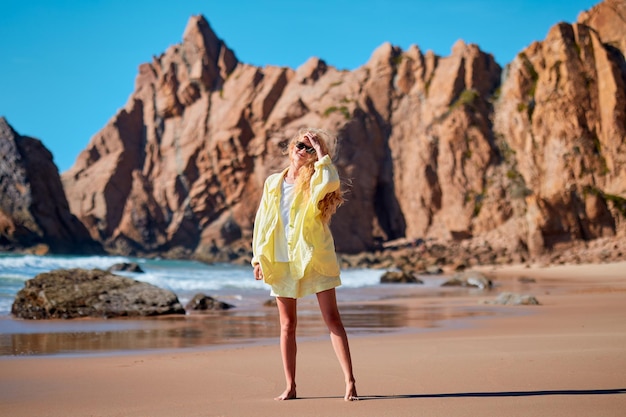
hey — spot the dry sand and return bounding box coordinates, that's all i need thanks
[1,262,625,417]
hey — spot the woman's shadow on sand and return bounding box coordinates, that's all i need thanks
[300,388,626,400]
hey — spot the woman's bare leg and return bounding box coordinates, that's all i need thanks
[316,288,358,401]
[275,296,298,400]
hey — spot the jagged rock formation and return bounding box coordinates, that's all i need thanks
[579,0,626,55]
[59,16,502,256]
[0,117,101,254]
[52,0,625,260]
[483,0,626,256]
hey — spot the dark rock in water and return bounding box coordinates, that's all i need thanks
[380,270,424,284]
[185,294,235,311]
[108,262,145,273]
[11,268,185,319]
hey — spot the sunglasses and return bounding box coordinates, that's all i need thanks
[295,141,316,154]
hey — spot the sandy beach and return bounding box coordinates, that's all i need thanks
[1,261,625,417]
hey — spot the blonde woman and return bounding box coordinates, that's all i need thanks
[252,127,358,401]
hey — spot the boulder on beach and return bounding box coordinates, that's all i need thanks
[185,294,235,311]
[11,268,185,319]
[442,270,493,289]
[263,298,278,307]
[483,292,541,306]
[380,270,424,284]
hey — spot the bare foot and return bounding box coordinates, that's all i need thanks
[345,380,358,401]
[274,387,297,401]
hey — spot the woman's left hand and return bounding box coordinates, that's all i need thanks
[306,133,327,159]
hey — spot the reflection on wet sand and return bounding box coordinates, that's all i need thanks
[340,303,494,332]
[0,296,497,357]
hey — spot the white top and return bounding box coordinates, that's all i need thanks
[274,179,296,262]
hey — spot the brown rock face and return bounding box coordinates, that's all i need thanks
[59,16,501,256]
[0,117,101,254]
[60,2,626,259]
[489,2,626,255]
[579,0,626,55]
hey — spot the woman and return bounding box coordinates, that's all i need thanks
[252,127,358,401]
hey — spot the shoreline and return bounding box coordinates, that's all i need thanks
[1,260,624,359]
[0,276,513,358]
[1,261,625,417]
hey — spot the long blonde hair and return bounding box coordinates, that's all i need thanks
[287,127,344,224]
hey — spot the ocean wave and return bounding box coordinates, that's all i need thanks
[0,254,131,278]
[0,299,13,314]
[124,270,266,293]
[340,268,383,287]
[0,255,389,316]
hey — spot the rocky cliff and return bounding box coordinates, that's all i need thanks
[484,0,626,256]
[48,0,626,259]
[0,118,101,254]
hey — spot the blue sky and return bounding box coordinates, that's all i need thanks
[1,0,598,172]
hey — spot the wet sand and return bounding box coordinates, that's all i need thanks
[1,261,625,417]
[0,276,507,357]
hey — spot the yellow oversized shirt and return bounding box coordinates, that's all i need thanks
[251,155,341,284]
